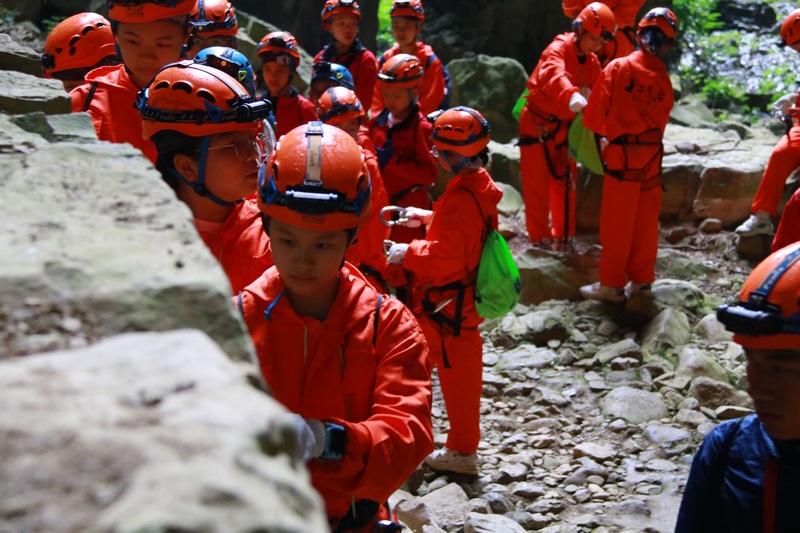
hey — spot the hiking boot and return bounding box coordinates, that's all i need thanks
[735,212,773,236]
[579,282,625,303]
[424,448,478,475]
[624,282,652,299]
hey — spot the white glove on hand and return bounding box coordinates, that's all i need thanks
[579,86,592,99]
[599,137,609,151]
[386,242,409,265]
[290,414,326,463]
[400,206,433,227]
[569,92,588,113]
[772,92,798,117]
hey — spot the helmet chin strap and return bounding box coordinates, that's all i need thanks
[171,135,236,207]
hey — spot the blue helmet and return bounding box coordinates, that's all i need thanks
[311,61,355,90]
[193,46,255,96]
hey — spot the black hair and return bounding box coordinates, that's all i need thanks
[152,130,203,192]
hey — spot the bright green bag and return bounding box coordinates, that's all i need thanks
[474,228,522,319]
[568,111,605,175]
[511,88,529,122]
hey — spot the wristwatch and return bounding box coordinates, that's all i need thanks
[320,422,346,461]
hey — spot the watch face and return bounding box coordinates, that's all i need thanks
[324,422,346,460]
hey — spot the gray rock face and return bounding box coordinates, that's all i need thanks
[600,386,669,424]
[0,330,328,533]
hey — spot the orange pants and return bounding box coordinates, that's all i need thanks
[519,139,577,243]
[598,176,662,288]
[752,123,800,216]
[417,315,483,455]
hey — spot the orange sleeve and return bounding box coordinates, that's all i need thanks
[562,0,586,18]
[527,37,580,114]
[370,49,391,118]
[354,51,379,116]
[613,0,647,27]
[582,60,617,137]
[417,51,446,116]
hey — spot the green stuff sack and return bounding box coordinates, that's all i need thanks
[568,111,604,175]
[511,88,529,122]
[474,228,522,319]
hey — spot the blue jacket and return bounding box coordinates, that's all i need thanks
[675,414,800,532]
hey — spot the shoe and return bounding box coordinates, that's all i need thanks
[580,282,625,303]
[735,212,773,236]
[424,447,478,475]
[624,282,652,299]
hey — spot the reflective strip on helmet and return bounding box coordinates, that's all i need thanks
[749,245,800,307]
[305,121,325,185]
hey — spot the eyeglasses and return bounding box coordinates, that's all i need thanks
[200,134,269,163]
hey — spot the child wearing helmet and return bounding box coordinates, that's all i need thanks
[41,12,119,92]
[137,60,275,294]
[384,106,502,475]
[192,46,256,97]
[562,0,646,66]
[518,2,614,248]
[70,0,194,165]
[237,122,433,531]
[371,0,446,117]
[318,86,391,292]
[579,7,677,302]
[314,0,378,112]
[257,31,319,138]
[368,53,438,244]
[185,0,239,59]
[735,8,800,238]
[309,61,355,109]
[676,241,800,530]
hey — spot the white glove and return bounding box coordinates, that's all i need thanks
[386,242,409,265]
[290,414,326,463]
[772,92,798,117]
[400,206,433,227]
[599,136,609,151]
[569,92,588,113]
[579,86,592,99]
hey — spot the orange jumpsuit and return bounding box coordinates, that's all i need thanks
[263,88,319,138]
[70,64,158,164]
[583,49,674,288]
[345,148,391,292]
[196,199,272,295]
[402,167,503,455]
[368,107,438,243]
[371,42,446,117]
[519,33,602,243]
[314,40,379,116]
[237,263,433,529]
[772,187,800,252]
[562,0,645,65]
[751,119,800,218]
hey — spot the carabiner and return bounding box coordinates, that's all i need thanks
[383,239,395,256]
[380,205,408,227]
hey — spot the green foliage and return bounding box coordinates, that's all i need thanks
[672,0,723,39]
[377,0,393,53]
[42,16,67,34]
[0,7,20,23]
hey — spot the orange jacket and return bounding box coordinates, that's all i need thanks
[263,88,319,138]
[583,50,673,143]
[238,264,433,521]
[403,168,503,330]
[371,42,445,117]
[562,0,643,27]
[198,199,272,295]
[70,65,158,164]
[314,39,378,116]
[523,33,602,123]
[345,148,390,273]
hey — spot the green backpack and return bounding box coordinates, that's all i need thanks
[464,189,522,319]
[511,87,530,123]
[568,111,605,175]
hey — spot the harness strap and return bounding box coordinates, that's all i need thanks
[82,82,99,112]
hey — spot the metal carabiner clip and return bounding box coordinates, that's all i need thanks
[383,239,395,256]
[380,205,408,227]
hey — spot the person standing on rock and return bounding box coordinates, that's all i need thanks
[383,107,502,475]
[137,59,275,295]
[676,241,800,531]
[562,0,646,66]
[70,0,194,165]
[518,2,615,249]
[238,122,433,531]
[579,7,677,303]
[735,9,800,237]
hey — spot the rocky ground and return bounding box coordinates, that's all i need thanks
[388,226,763,533]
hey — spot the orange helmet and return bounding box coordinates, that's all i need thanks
[41,12,117,79]
[717,242,800,350]
[638,7,678,41]
[377,53,423,90]
[321,0,362,28]
[137,61,272,139]
[573,2,617,41]
[190,0,238,37]
[781,9,800,47]
[258,31,300,71]
[107,0,195,23]
[431,106,491,158]
[258,122,371,231]
[391,0,424,23]
[318,86,365,124]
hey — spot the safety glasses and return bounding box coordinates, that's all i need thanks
[201,133,270,164]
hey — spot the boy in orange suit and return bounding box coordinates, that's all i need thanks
[580,7,678,302]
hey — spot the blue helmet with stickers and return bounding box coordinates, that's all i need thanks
[193,46,255,96]
[311,61,355,90]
